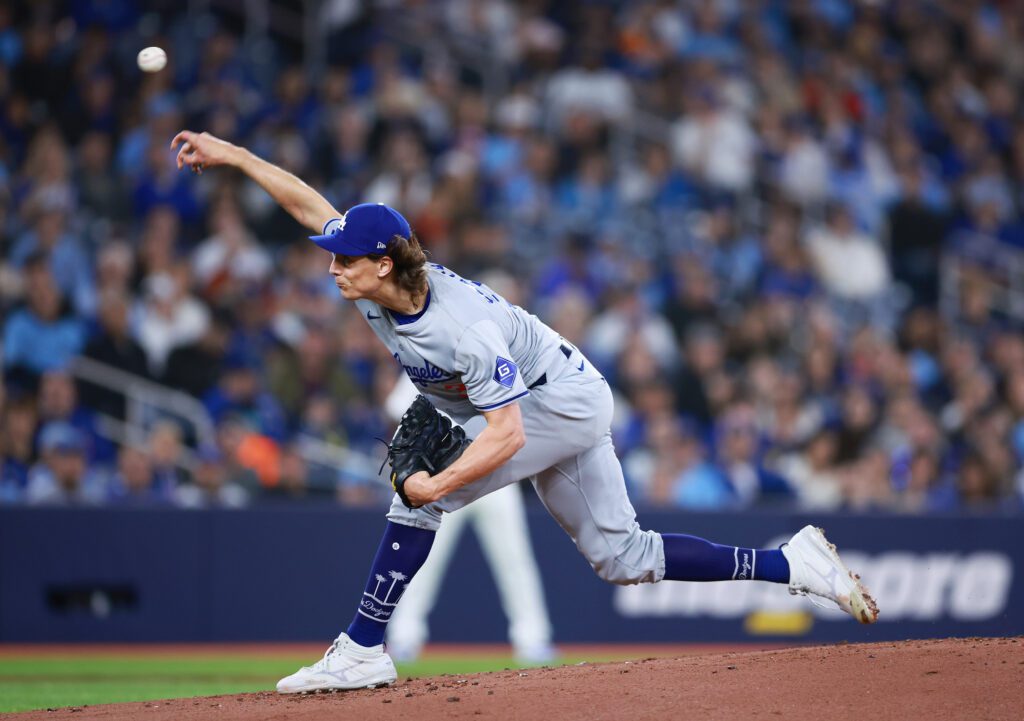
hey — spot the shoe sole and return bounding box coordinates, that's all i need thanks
[297,681,394,694]
[278,672,398,694]
[279,680,395,694]
[814,527,879,624]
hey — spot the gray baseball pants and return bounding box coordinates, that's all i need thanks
[387,348,666,585]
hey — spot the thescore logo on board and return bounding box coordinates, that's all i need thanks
[615,549,1013,622]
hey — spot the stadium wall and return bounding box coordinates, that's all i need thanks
[1,508,1019,643]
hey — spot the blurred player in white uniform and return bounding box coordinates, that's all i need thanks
[384,374,554,663]
[172,129,879,695]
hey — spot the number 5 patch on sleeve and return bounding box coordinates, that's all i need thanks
[493,357,518,388]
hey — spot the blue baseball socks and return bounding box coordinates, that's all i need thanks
[661,533,789,583]
[346,521,435,648]
[344,527,787,649]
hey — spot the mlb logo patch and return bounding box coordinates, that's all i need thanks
[493,357,518,388]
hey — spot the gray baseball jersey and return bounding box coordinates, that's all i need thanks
[354,262,565,424]
[329,243,665,586]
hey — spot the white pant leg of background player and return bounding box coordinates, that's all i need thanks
[470,482,553,660]
[384,375,554,658]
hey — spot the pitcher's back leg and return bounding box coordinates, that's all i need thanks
[532,431,664,585]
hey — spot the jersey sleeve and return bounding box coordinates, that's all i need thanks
[454,320,529,412]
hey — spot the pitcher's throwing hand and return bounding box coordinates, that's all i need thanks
[171,130,238,174]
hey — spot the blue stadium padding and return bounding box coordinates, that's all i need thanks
[1,507,1020,642]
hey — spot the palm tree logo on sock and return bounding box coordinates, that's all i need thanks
[359,570,411,622]
[383,571,408,605]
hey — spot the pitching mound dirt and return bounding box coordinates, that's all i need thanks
[6,637,1022,721]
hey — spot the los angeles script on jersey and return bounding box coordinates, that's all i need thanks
[394,352,457,386]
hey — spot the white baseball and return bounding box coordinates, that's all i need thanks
[137,46,167,73]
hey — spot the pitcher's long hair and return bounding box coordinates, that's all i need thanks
[369,232,428,303]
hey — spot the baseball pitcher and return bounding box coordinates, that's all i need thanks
[172,130,879,694]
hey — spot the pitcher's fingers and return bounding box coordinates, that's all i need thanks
[176,144,197,170]
[170,130,193,150]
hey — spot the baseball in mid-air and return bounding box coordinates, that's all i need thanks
[137,46,167,73]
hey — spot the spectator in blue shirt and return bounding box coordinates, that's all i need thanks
[106,445,175,506]
[10,195,95,317]
[24,422,106,506]
[2,255,86,388]
[715,403,794,506]
[202,353,287,442]
[36,369,114,464]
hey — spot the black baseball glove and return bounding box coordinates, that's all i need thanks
[380,395,471,509]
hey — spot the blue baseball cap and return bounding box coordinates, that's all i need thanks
[309,203,411,256]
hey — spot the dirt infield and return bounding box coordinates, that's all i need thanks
[5,637,1022,721]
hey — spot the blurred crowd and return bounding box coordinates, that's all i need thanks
[2,0,1024,513]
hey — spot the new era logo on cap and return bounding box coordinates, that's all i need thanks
[308,203,411,256]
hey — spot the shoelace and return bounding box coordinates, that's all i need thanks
[306,634,347,671]
[324,635,343,657]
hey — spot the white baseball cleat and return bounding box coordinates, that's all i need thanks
[276,633,397,693]
[781,525,879,624]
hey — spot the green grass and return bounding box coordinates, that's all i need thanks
[0,652,614,713]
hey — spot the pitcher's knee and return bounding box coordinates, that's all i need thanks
[386,495,443,531]
[591,557,653,585]
[587,527,662,585]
